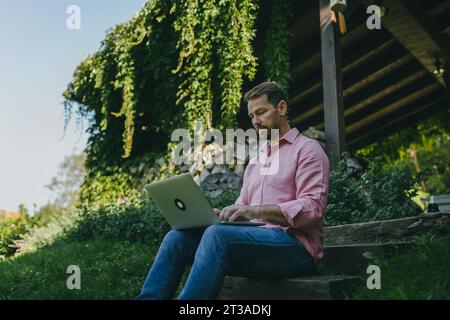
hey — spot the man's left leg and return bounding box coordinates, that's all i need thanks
[178,224,317,300]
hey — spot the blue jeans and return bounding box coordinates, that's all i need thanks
[136,224,317,300]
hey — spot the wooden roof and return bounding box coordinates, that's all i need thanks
[243,0,450,152]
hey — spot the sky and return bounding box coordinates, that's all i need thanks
[0,0,145,212]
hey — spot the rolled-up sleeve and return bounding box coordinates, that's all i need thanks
[277,141,330,229]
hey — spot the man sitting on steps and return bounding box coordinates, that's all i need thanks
[137,81,330,300]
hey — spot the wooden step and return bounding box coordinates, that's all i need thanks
[319,241,413,274]
[218,275,361,300]
[324,212,450,245]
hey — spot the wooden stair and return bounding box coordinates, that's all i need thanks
[218,213,449,300]
[219,275,361,300]
[319,241,413,275]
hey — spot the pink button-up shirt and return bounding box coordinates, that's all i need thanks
[235,127,330,264]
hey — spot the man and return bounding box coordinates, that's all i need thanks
[137,82,330,300]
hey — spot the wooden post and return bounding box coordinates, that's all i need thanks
[320,0,346,169]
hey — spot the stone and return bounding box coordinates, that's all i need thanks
[200,173,221,191]
[179,164,190,173]
[206,189,224,199]
[205,158,214,170]
[234,164,245,176]
[156,157,165,167]
[301,127,325,141]
[347,157,363,175]
[211,165,230,175]
[226,173,243,189]
[199,169,210,183]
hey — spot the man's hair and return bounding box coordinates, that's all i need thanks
[243,82,287,108]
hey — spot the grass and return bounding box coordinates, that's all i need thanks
[1,216,449,299]
[0,239,158,300]
[352,230,450,299]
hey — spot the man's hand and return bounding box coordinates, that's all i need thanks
[215,205,290,226]
[218,205,259,222]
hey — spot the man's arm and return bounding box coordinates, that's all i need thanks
[220,140,330,229]
[219,204,288,226]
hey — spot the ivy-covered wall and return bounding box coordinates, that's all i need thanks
[64,0,292,207]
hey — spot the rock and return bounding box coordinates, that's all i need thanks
[156,157,165,167]
[347,157,363,176]
[200,173,221,191]
[302,127,325,141]
[129,166,138,174]
[206,189,224,199]
[234,164,245,176]
[211,165,230,175]
[199,169,210,183]
[225,173,243,189]
[205,158,214,170]
[189,163,197,175]
[179,164,190,173]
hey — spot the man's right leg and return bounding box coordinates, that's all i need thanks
[136,228,204,300]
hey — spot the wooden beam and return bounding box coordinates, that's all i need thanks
[347,96,449,149]
[290,24,373,104]
[315,69,429,130]
[291,21,368,78]
[319,0,346,167]
[292,53,413,125]
[427,0,450,16]
[381,0,450,87]
[346,82,442,134]
[290,35,395,110]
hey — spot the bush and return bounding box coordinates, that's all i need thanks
[0,217,29,259]
[325,154,423,226]
[64,198,169,245]
[65,189,239,245]
[207,188,240,210]
[13,211,79,256]
[352,225,450,299]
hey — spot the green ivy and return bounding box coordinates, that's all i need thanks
[64,0,258,158]
[262,0,292,93]
[63,0,260,206]
[172,0,258,131]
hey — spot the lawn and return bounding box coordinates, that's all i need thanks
[0,239,157,300]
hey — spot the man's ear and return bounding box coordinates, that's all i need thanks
[278,100,288,116]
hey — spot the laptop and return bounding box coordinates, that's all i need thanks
[144,173,265,229]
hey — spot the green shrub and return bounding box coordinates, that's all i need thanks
[325,154,423,226]
[0,218,29,259]
[64,198,169,245]
[13,211,79,256]
[353,225,450,299]
[207,188,240,210]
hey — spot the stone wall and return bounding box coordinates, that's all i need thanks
[146,127,363,199]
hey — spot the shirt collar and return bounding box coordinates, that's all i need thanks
[280,127,300,144]
[259,127,300,154]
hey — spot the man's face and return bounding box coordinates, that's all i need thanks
[247,94,282,135]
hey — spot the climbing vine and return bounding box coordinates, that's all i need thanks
[172,0,258,131]
[63,0,260,206]
[262,0,292,94]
